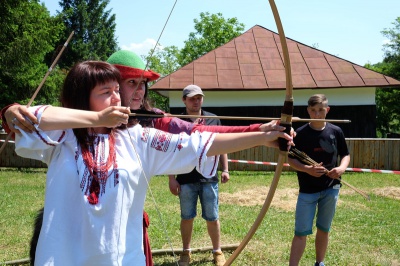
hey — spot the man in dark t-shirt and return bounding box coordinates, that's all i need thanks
[288,94,350,266]
[168,85,229,266]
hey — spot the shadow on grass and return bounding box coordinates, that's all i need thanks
[154,258,212,266]
[0,167,46,174]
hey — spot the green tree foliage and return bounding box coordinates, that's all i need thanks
[369,17,400,137]
[178,12,245,66]
[382,17,400,70]
[376,87,400,137]
[145,45,181,77]
[0,0,65,108]
[144,45,181,111]
[57,0,118,68]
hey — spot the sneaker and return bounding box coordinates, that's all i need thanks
[314,262,325,266]
[213,250,226,266]
[178,250,191,266]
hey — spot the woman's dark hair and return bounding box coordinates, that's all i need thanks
[123,81,157,127]
[60,61,121,149]
[141,82,152,111]
[29,208,43,265]
[120,81,151,111]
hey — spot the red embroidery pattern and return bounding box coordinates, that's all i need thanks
[80,166,89,191]
[198,133,215,170]
[150,130,172,152]
[35,130,66,146]
[209,155,218,176]
[141,128,150,143]
[176,133,184,151]
[79,134,119,205]
[57,131,66,142]
[34,105,66,146]
[34,105,48,117]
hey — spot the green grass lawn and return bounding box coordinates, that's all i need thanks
[1,168,399,265]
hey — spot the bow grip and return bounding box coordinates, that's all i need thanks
[278,100,293,151]
[278,122,291,151]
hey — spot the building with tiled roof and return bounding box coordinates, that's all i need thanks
[150,25,400,137]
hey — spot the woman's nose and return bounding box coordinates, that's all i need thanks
[112,92,121,102]
[136,83,145,91]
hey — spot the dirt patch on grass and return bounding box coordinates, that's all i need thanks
[220,187,298,212]
[372,186,400,200]
[220,186,400,212]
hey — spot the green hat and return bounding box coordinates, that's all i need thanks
[107,50,160,81]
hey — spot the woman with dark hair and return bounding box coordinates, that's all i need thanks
[1,51,286,266]
[7,60,292,265]
[2,50,281,135]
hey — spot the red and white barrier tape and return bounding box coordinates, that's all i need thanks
[228,159,400,175]
[344,167,400,174]
[228,159,290,167]
[0,139,15,143]
[2,140,399,174]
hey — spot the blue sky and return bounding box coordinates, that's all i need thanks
[41,0,399,66]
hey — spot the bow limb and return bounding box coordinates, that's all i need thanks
[0,31,74,156]
[27,31,75,107]
[224,154,286,265]
[224,0,293,264]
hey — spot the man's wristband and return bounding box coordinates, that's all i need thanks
[222,170,229,174]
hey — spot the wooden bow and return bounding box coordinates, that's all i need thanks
[224,1,293,264]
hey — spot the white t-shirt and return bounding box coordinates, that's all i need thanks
[14,106,218,266]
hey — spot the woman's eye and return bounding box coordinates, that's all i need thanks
[129,80,145,85]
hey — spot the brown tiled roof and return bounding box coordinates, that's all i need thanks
[151,25,400,92]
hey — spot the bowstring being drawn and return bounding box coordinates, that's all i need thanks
[122,1,180,264]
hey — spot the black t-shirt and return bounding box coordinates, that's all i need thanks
[289,123,350,193]
[176,110,221,185]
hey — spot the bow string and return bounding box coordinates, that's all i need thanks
[122,1,181,264]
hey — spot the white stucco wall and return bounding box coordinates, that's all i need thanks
[166,87,376,108]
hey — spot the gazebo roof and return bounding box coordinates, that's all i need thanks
[151,25,400,92]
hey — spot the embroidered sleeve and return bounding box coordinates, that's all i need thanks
[190,131,219,178]
[134,126,218,178]
[14,105,68,163]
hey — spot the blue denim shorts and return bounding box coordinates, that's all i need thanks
[179,182,219,221]
[294,185,340,236]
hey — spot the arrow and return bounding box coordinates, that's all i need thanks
[129,113,351,123]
